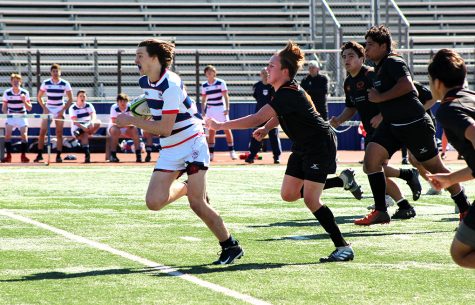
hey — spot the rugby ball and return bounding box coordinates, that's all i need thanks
[130,94,152,119]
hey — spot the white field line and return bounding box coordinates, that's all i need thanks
[0,210,272,305]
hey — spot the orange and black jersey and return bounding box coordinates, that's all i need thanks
[344,65,380,135]
[436,88,475,176]
[373,54,425,123]
[414,81,436,122]
[268,80,330,152]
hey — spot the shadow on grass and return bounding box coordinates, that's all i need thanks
[258,229,454,242]
[248,215,358,228]
[1,262,320,282]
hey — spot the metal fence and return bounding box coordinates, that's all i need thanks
[1,47,475,103]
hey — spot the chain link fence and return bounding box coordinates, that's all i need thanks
[1,47,474,103]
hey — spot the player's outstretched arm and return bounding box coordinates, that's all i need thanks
[207,104,276,131]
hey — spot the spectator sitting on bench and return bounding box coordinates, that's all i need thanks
[108,93,142,163]
[68,90,101,163]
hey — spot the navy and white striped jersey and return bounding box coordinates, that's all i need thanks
[39,78,72,107]
[201,78,228,107]
[139,69,203,148]
[69,102,95,124]
[2,87,30,114]
[109,103,132,122]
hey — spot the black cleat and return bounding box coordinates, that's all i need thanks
[56,155,63,163]
[145,154,151,162]
[339,169,363,200]
[244,157,254,164]
[406,169,422,201]
[34,154,43,163]
[84,155,91,163]
[109,155,120,163]
[319,245,354,263]
[136,155,142,163]
[213,245,244,265]
[391,207,416,220]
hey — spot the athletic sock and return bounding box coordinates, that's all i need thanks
[368,171,387,211]
[5,141,12,153]
[323,177,344,189]
[20,141,28,154]
[56,150,62,157]
[313,205,347,247]
[219,235,238,249]
[146,145,152,157]
[111,151,117,157]
[398,168,413,181]
[452,188,470,213]
[396,199,412,210]
[209,144,215,154]
[227,144,235,151]
[83,145,90,155]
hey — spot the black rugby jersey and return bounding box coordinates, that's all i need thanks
[268,80,329,152]
[343,65,380,135]
[414,81,435,121]
[436,88,475,176]
[373,54,425,123]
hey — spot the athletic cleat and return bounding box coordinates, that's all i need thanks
[426,187,442,195]
[367,195,395,210]
[56,155,63,163]
[391,207,416,220]
[84,155,91,163]
[20,154,30,163]
[406,169,422,201]
[213,245,244,265]
[339,168,363,200]
[274,159,280,164]
[109,155,120,163]
[244,157,254,164]
[33,154,43,163]
[145,154,151,162]
[319,245,354,263]
[354,210,390,226]
[136,155,142,163]
[1,154,12,163]
[230,150,237,160]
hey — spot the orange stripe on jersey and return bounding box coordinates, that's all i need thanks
[162,110,179,114]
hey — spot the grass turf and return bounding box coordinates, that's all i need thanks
[0,164,474,304]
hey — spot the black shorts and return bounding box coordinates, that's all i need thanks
[371,114,438,162]
[285,131,337,183]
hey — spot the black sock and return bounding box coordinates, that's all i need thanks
[323,177,344,190]
[111,151,117,157]
[313,205,347,247]
[20,142,28,154]
[209,144,215,154]
[452,188,470,213]
[399,168,413,182]
[83,145,90,155]
[219,235,238,249]
[368,172,387,211]
[396,199,412,210]
[228,144,234,151]
[5,142,12,153]
[56,150,62,157]
[463,203,475,230]
[135,149,141,156]
[146,145,152,156]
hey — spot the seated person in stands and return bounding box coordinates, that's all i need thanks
[68,90,101,163]
[108,93,142,163]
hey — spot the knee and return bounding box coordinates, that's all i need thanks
[145,193,168,211]
[189,198,208,217]
[450,247,468,268]
[281,190,299,202]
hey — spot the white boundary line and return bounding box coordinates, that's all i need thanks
[0,210,272,305]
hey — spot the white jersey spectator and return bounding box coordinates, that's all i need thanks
[201,78,228,108]
[69,102,96,133]
[3,87,30,115]
[40,78,72,108]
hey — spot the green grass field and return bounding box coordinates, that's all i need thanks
[1,164,474,305]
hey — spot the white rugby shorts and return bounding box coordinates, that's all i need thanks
[155,134,209,171]
[46,105,65,119]
[206,105,229,122]
[6,117,28,129]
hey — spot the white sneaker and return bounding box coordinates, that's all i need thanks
[367,195,395,210]
[426,187,442,195]
[210,153,214,162]
[230,150,237,160]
